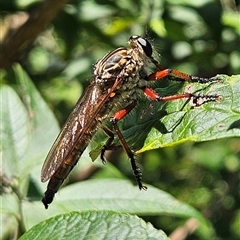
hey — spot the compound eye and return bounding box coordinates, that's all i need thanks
[137,37,152,57]
[129,36,153,57]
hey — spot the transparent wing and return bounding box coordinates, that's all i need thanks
[41,81,113,182]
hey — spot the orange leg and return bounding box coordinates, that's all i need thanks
[103,101,147,190]
[148,68,218,83]
[144,69,220,106]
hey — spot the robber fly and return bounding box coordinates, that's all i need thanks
[41,35,220,208]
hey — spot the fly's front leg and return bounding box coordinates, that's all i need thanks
[145,69,221,106]
[111,101,147,190]
[148,68,219,84]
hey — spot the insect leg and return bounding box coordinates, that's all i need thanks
[143,87,220,107]
[100,126,122,163]
[144,87,221,105]
[111,101,147,190]
[148,68,219,84]
[145,68,220,106]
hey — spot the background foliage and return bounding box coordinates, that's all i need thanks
[1,0,240,239]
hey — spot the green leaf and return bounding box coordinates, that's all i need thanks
[119,74,240,153]
[19,210,168,240]
[12,64,60,166]
[2,64,60,192]
[0,85,30,178]
[22,179,212,235]
[1,64,62,237]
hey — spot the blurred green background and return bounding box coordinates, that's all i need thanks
[1,0,240,239]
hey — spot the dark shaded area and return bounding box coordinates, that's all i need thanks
[228,119,240,130]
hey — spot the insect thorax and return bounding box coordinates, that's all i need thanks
[94,46,149,97]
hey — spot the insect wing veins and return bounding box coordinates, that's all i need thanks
[41,77,124,182]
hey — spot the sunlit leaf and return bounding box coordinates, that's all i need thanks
[118,74,240,153]
[19,210,168,240]
[22,179,214,238]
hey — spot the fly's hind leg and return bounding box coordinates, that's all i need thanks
[110,101,147,190]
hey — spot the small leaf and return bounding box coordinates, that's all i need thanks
[89,146,102,162]
[19,210,168,240]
